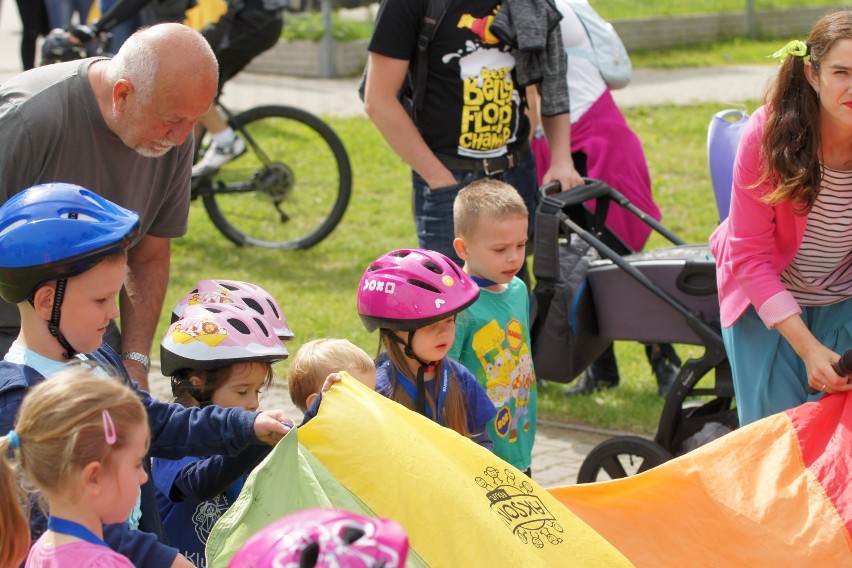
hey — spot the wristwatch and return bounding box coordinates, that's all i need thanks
[121,351,151,374]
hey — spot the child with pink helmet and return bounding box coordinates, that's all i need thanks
[171,279,295,342]
[357,248,496,449]
[154,302,291,567]
[228,508,409,568]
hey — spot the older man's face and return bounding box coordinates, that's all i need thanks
[116,76,216,158]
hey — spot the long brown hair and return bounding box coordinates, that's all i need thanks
[379,331,474,438]
[0,368,146,568]
[760,10,852,210]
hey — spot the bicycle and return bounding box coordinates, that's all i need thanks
[42,27,353,251]
[191,99,352,250]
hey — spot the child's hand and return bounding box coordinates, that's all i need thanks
[320,372,343,394]
[170,553,195,568]
[253,410,295,445]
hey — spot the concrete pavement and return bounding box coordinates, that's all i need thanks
[0,3,775,487]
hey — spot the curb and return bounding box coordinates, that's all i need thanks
[538,418,649,440]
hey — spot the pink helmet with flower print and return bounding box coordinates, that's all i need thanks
[160,303,288,377]
[357,248,479,332]
[228,508,409,568]
[171,279,294,341]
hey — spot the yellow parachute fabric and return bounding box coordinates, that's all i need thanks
[298,376,630,567]
[208,375,629,567]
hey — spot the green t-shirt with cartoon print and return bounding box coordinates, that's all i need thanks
[449,277,537,471]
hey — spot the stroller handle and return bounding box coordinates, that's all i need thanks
[539,178,620,206]
[539,178,687,247]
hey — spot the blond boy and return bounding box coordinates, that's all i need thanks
[449,179,538,475]
[288,338,377,415]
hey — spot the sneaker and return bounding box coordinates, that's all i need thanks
[654,359,679,398]
[192,137,246,177]
[562,366,618,396]
[646,343,680,398]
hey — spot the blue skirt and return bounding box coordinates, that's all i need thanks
[722,299,852,426]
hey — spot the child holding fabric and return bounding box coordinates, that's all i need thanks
[154,302,291,568]
[357,248,496,449]
[0,183,294,567]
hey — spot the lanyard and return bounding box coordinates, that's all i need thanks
[394,364,449,426]
[469,275,499,288]
[48,517,109,547]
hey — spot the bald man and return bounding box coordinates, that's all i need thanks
[0,23,218,392]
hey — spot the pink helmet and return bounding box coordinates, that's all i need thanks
[172,279,294,341]
[228,508,409,568]
[357,249,479,332]
[160,303,289,377]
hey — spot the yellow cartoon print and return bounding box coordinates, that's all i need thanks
[170,318,229,347]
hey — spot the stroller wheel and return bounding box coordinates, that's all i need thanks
[576,436,673,484]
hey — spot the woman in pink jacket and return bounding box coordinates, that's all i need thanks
[710,10,852,425]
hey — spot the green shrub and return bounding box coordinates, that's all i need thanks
[282,12,373,42]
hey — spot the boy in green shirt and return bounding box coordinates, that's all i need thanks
[449,179,537,475]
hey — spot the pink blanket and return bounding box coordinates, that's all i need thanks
[533,90,660,251]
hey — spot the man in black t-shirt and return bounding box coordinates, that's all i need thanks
[363,0,584,274]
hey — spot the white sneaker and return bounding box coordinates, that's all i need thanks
[192,137,247,177]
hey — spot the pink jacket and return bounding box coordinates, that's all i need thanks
[710,105,809,329]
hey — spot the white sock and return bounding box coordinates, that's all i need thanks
[212,128,236,147]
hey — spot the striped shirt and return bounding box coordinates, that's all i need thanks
[781,166,852,305]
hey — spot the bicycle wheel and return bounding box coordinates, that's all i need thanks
[576,436,673,484]
[199,105,352,250]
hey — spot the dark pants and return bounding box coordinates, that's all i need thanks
[201,8,283,92]
[412,148,538,283]
[15,0,51,70]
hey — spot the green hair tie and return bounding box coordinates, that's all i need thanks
[771,39,810,63]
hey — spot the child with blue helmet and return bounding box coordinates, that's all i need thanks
[0,183,295,568]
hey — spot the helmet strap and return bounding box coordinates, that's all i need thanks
[47,278,77,359]
[188,386,214,408]
[171,376,214,408]
[386,329,437,416]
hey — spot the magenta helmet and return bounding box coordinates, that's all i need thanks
[160,303,288,377]
[172,279,294,341]
[357,249,479,332]
[228,508,409,568]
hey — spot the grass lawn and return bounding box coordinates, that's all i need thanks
[594,0,842,19]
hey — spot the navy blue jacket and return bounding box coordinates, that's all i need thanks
[0,344,264,567]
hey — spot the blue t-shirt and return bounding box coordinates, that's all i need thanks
[152,456,243,568]
[375,353,496,448]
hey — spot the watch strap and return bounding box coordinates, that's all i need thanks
[121,351,151,373]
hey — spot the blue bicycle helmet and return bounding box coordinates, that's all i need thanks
[0,183,139,358]
[0,183,140,304]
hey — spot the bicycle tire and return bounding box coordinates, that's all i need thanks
[199,105,352,250]
[576,436,673,484]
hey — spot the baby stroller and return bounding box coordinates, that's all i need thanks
[529,179,738,483]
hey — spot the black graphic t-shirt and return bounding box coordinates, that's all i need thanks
[369,0,530,159]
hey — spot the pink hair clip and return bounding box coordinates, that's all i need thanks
[102,410,117,446]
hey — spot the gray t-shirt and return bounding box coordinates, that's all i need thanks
[0,58,194,327]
